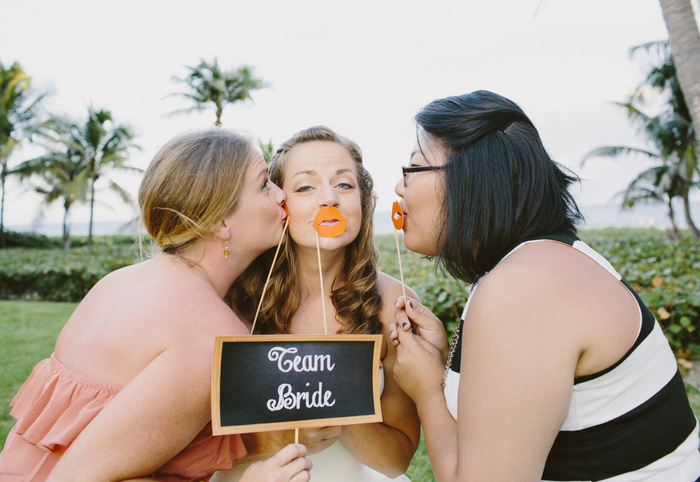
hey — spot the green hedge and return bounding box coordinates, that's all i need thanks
[0,228,698,356]
[0,244,143,301]
[376,229,700,358]
[0,230,60,249]
[579,229,700,357]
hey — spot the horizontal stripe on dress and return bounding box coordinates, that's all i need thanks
[542,370,697,481]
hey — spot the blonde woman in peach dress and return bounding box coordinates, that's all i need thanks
[0,129,312,482]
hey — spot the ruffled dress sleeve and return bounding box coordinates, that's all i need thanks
[0,354,247,481]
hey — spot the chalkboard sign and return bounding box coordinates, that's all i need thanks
[211,334,384,435]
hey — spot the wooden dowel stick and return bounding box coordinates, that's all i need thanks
[250,217,290,335]
[295,428,299,444]
[394,229,407,303]
[316,231,328,335]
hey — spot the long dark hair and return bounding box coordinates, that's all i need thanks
[415,90,583,283]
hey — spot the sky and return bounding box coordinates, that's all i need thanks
[1,0,692,229]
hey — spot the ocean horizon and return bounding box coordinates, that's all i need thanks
[7,201,700,237]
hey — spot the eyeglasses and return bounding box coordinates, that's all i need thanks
[402,165,445,186]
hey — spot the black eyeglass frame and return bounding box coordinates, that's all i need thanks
[401,165,445,186]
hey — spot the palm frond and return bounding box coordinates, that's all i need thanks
[581,146,660,166]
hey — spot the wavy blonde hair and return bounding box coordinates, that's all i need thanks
[229,126,382,335]
[139,129,252,254]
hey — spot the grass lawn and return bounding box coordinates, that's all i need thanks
[0,300,434,479]
[0,300,77,447]
[2,300,699,482]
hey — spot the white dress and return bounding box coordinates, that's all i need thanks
[211,366,411,482]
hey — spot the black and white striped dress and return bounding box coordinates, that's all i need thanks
[442,233,700,481]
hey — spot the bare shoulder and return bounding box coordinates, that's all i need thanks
[376,271,419,328]
[168,289,250,344]
[476,241,582,303]
[467,240,601,341]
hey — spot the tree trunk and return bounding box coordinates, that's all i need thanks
[667,197,681,239]
[215,101,223,126]
[680,184,700,237]
[62,198,71,250]
[88,175,95,248]
[0,159,6,249]
[659,0,700,157]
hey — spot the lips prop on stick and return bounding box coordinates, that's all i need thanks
[311,207,348,335]
[391,202,407,303]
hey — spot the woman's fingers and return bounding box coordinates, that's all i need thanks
[394,296,441,329]
[282,450,313,479]
[394,296,449,356]
[289,471,311,482]
[298,426,341,453]
[240,443,312,482]
[389,322,400,345]
[393,327,446,402]
[268,443,308,466]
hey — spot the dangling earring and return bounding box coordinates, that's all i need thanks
[223,239,230,259]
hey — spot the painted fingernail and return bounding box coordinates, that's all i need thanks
[402,321,408,329]
[409,301,414,309]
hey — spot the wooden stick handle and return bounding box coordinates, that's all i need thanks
[251,218,289,334]
[394,229,407,302]
[316,231,328,335]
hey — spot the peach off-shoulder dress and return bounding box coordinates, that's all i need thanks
[0,354,247,481]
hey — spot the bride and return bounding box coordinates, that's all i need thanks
[213,126,419,481]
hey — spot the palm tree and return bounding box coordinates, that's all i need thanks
[12,131,89,248]
[659,0,700,155]
[0,60,46,247]
[166,58,267,126]
[583,42,699,238]
[59,108,140,247]
[604,153,687,239]
[259,139,276,164]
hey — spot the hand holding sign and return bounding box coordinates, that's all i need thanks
[243,426,341,457]
[238,443,312,482]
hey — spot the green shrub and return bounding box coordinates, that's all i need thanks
[375,233,468,335]
[0,230,60,249]
[377,229,700,357]
[580,229,700,357]
[0,229,697,357]
[0,244,143,301]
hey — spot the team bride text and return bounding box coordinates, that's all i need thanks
[266,347,336,411]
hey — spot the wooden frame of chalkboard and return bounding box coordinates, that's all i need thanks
[212,334,384,435]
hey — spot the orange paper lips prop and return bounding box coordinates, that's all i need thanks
[313,207,347,238]
[391,201,404,230]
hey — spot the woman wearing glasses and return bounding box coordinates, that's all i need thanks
[213,125,420,482]
[390,91,700,481]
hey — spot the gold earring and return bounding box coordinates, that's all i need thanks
[223,239,230,259]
